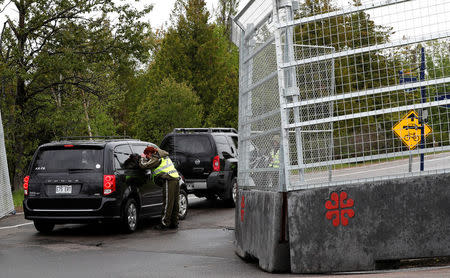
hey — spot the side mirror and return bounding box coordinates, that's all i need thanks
[222,151,234,159]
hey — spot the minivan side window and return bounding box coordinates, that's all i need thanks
[132,144,157,156]
[132,145,147,155]
[114,145,133,170]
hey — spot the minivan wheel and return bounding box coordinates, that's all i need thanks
[178,189,188,220]
[121,198,138,233]
[33,220,55,233]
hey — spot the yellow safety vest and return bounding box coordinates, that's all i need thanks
[153,157,180,179]
[269,149,280,168]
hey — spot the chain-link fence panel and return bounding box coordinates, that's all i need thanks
[234,0,450,192]
[0,112,14,218]
[282,0,450,190]
[236,0,282,192]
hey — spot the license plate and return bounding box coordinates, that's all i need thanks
[56,185,72,194]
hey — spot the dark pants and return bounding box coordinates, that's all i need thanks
[161,178,180,227]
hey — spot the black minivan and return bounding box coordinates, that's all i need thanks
[23,138,188,233]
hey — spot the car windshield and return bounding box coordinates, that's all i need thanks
[32,147,104,173]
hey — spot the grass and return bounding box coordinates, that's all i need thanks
[12,189,24,209]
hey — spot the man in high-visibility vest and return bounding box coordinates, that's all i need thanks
[140,146,180,230]
[268,146,280,168]
[268,135,280,187]
[268,135,280,168]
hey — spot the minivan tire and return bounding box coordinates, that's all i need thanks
[178,189,188,220]
[34,220,55,233]
[121,198,138,233]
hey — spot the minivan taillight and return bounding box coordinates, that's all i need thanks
[212,155,220,172]
[23,176,29,196]
[103,175,116,195]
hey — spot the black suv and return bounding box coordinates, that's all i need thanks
[160,128,238,207]
[23,137,188,233]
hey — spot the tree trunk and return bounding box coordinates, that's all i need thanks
[15,0,27,110]
[82,90,93,137]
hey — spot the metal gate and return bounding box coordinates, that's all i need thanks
[0,112,13,218]
[233,0,450,191]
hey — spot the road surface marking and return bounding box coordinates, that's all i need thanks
[0,222,33,230]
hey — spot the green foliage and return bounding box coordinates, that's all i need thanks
[426,40,450,146]
[205,26,239,128]
[132,77,204,144]
[295,0,394,158]
[216,0,240,40]
[0,0,154,188]
[145,0,239,125]
[12,188,24,209]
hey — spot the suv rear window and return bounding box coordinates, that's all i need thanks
[164,135,213,155]
[32,147,104,173]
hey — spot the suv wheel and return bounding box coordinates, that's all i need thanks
[122,198,138,233]
[34,220,55,233]
[225,177,237,208]
[178,189,188,220]
[232,177,238,205]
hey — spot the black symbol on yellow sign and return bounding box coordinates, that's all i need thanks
[392,110,432,150]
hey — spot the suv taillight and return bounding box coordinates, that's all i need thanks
[23,176,29,196]
[103,175,116,195]
[213,155,220,172]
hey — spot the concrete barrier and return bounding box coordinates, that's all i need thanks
[288,173,450,273]
[234,189,290,272]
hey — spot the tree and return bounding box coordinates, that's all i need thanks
[1,0,152,109]
[205,25,239,128]
[132,77,204,144]
[147,0,239,125]
[0,0,154,188]
[216,0,239,40]
[294,0,395,158]
[425,40,450,147]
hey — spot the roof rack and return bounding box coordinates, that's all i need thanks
[57,136,138,141]
[173,128,238,134]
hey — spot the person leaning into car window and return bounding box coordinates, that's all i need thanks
[139,146,180,230]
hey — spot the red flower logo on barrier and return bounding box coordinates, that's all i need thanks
[240,195,245,222]
[325,191,355,227]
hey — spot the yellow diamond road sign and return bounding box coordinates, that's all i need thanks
[392,110,432,150]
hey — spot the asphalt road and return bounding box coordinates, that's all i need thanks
[0,197,449,278]
[299,151,450,186]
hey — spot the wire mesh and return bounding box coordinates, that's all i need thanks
[236,0,450,191]
[237,1,282,191]
[0,112,14,218]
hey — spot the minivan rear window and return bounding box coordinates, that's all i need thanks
[32,147,104,173]
[164,135,213,155]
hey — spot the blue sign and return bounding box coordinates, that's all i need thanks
[399,70,418,93]
[399,76,417,83]
[435,94,450,108]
